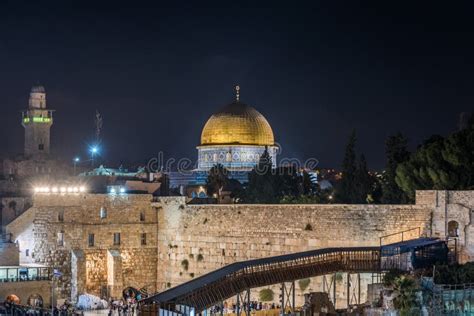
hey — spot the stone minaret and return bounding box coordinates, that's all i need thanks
[22,85,54,156]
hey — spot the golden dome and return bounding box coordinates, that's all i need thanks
[200,101,274,146]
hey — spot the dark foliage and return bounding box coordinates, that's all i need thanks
[381,133,410,203]
[396,117,474,200]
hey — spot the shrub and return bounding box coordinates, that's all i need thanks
[259,289,274,301]
[383,269,405,286]
[298,278,311,291]
[434,262,474,284]
[181,259,189,271]
[189,273,195,278]
[197,254,204,262]
[189,254,194,259]
[304,223,313,231]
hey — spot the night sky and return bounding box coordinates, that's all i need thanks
[1,1,473,170]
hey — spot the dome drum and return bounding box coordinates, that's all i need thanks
[197,145,277,171]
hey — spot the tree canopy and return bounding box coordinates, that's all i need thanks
[381,133,410,204]
[396,118,474,200]
[336,130,374,203]
[206,163,229,200]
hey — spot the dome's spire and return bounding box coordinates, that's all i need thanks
[235,85,240,102]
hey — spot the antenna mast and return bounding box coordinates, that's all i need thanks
[95,110,103,142]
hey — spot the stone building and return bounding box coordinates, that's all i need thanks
[197,86,277,172]
[168,86,278,190]
[4,190,474,308]
[7,192,157,301]
[1,85,70,181]
[0,196,32,234]
[22,85,54,156]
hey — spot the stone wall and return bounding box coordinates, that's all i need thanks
[7,193,158,301]
[154,197,433,307]
[427,190,474,262]
[5,190,474,308]
[1,197,32,232]
[0,280,51,306]
[2,157,70,179]
[0,242,19,266]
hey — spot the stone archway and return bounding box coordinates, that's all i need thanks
[5,294,20,304]
[27,294,43,307]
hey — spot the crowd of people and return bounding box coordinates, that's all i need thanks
[107,297,139,316]
[209,301,282,314]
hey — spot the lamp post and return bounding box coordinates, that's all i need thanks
[73,157,80,175]
[90,146,98,167]
[51,268,62,314]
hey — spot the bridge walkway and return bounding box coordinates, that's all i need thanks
[142,237,447,313]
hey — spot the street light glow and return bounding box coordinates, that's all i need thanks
[33,185,87,194]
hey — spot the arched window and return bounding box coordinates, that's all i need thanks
[27,294,43,307]
[448,221,459,238]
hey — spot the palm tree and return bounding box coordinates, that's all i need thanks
[392,275,419,315]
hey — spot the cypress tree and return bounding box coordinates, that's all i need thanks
[246,148,276,203]
[336,130,358,203]
[356,154,372,203]
[382,133,410,203]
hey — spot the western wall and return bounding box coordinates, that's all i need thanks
[6,190,474,308]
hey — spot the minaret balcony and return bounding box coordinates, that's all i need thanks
[22,110,54,124]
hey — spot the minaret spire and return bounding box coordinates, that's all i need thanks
[235,85,240,102]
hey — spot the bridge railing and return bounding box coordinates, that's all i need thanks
[379,227,421,246]
[145,247,380,312]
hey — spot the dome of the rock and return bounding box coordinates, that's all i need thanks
[200,101,274,146]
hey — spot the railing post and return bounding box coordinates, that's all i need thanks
[358,273,361,305]
[280,283,285,316]
[246,289,250,316]
[346,273,350,308]
[291,281,296,316]
[236,292,240,316]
